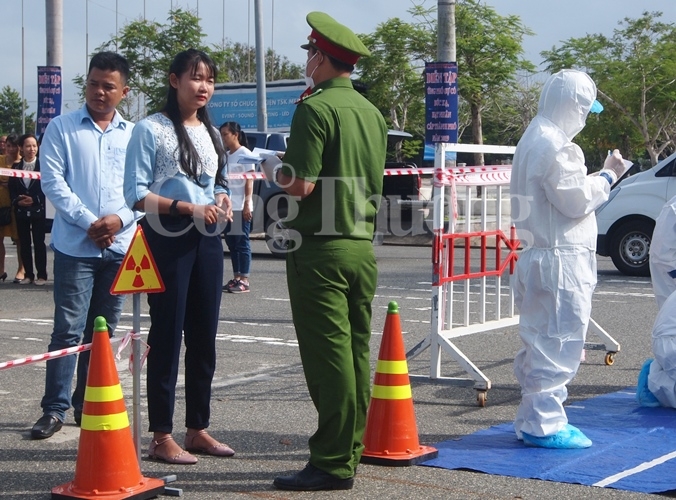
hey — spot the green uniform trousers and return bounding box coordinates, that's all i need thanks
[287,237,377,479]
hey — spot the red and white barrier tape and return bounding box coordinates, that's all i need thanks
[4,168,429,181]
[2,165,512,184]
[0,168,41,180]
[434,165,512,187]
[0,330,149,373]
[432,165,513,223]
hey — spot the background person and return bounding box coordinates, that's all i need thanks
[637,194,676,407]
[261,12,388,491]
[220,121,254,293]
[648,195,676,310]
[0,134,13,282]
[31,51,136,440]
[510,69,629,449]
[9,133,47,285]
[637,289,676,408]
[124,48,234,465]
[0,133,25,283]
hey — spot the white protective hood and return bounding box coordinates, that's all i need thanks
[537,69,596,140]
[510,69,609,251]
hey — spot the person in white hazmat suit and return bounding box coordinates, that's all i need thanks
[637,289,676,408]
[510,69,629,449]
[636,197,676,408]
[648,197,676,310]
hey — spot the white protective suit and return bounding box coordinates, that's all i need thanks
[649,196,676,310]
[647,289,676,407]
[510,70,611,439]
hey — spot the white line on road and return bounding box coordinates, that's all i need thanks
[593,449,676,487]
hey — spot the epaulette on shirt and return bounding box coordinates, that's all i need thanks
[297,88,323,105]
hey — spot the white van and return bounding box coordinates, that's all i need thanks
[596,152,676,276]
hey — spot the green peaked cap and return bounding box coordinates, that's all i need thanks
[301,11,370,65]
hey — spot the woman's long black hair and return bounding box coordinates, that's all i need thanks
[163,49,227,189]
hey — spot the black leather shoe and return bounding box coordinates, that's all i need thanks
[273,463,354,491]
[31,415,63,440]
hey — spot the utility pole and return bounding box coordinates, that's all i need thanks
[85,0,89,73]
[254,0,267,131]
[21,0,25,133]
[436,0,457,170]
[437,0,455,62]
[46,0,64,68]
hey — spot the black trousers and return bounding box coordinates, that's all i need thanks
[16,215,47,280]
[142,216,224,433]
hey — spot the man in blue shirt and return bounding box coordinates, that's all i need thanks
[30,51,136,439]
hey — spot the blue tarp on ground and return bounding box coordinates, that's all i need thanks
[421,389,676,493]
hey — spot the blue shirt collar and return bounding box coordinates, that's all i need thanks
[78,105,129,130]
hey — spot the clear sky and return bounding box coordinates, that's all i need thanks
[2,0,674,116]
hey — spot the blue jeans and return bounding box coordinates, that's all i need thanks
[40,248,126,422]
[224,211,251,277]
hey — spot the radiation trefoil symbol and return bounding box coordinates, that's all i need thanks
[126,254,151,288]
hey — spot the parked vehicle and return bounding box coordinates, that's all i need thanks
[241,130,418,257]
[382,130,422,226]
[596,152,676,276]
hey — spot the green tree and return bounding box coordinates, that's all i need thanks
[358,17,431,161]
[455,0,534,165]
[482,74,541,147]
[211,41,303,83]
[72,8,207,120]
[0,86,36,135]
[102,8,209,115]
[357,1,534,164]
[542,11,676,166]
[75,8,303,122]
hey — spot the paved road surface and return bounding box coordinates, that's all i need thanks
[0,237,663,499]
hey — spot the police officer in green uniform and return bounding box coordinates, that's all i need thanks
[262,11,388,492]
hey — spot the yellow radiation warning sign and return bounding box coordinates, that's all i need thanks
[110,225,165,295]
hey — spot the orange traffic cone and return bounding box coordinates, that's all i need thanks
[52,316,165,500]
[361,302,438,466]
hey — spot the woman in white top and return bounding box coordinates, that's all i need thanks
[220,122,255,293]
[124,49,234,465]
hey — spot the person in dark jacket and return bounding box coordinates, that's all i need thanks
[9,133,47,285]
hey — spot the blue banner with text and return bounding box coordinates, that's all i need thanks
[425,62,458,144]
[37,66,62,136]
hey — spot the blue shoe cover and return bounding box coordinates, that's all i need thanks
[636,358,660,407]
[522,424,592,449]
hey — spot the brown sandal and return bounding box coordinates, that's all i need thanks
[184,429,235,457]
[148,435,198,464]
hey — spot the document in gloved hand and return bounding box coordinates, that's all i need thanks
[237,147,281,164]
[260,152,283,182]
[589,159,633,177]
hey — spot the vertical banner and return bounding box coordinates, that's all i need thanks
[37,66,62,136]
[425,62,458,144]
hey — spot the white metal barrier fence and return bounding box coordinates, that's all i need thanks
[405,143,620,406]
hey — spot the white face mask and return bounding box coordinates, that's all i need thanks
[304,52,320,89]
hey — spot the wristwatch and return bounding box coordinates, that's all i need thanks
[169,199,180,217]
